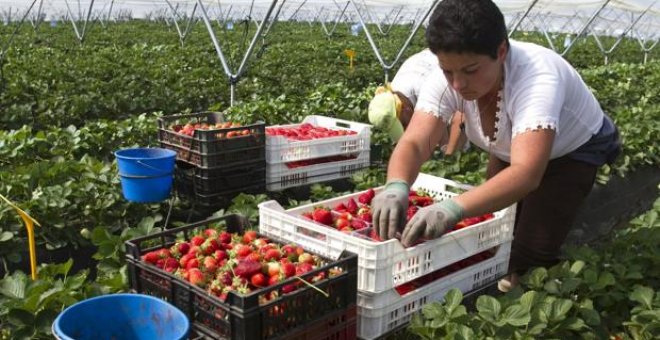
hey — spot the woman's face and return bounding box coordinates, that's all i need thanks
[436,42,507,101]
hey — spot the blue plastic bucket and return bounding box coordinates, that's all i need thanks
[53,293,189,340]
[115,148,176,203]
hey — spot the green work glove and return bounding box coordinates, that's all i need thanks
[401,199,464,247]
[372,180,409,240]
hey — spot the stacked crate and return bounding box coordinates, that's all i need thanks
[258,173,517,339]
[158,112,266,209]
[265,115,371,191]
[126,214,358,339]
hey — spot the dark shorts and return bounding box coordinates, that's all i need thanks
[504,115,621,274]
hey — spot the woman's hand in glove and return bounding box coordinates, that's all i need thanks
[372,180,409,240]
[401,199,464,247]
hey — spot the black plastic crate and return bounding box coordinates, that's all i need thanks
[176,161,266,195]
[125,215,358,340]
[161,141,266,168]
[158,111,266,154]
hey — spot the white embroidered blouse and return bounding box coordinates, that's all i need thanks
[416,40,605,162]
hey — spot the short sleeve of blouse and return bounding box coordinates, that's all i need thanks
[414,68,456,124]
[508,65,565,137]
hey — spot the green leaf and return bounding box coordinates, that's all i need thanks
[550,299,573,322]
[0,271,28,299]
[569,260,586,275]
[501,305,531,326]
[629,286,654,309]
[561,317,586,331]
[476,295,501,320]
[579,307,601,326]
[7,308,34,326]
[596,272,615,289]
[519,291,538,312]
[422,302,446,321]
[444,288,463,310]
[0,231,13,242]
[527,322,548,335]
[525,268,548,288]
[35,308,58,334]
[559,278,581,294]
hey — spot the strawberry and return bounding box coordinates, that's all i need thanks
[185,257,200,270]
[242,230,257,244]
[301,212,314,220]
[358,188,376,204]
[191,235,205,246]
[214,249,228,262]
[264,248,281,262]
[203,228,218,239]
[218,231,232,244]
[142,251,160,264]
[281,262,296,278]
[265,262,281,277]
[157,248,171,259]
[351,219,368,230]
[333,203,347,212]
[163,258,179,273]
[268,274,282,286]
[179,253,195,267]
[203,256,218,273]
[358,213,372,223]
[282,283,297,294]
[346,198,359,214]
[334,217,350,230]
[188,268,205,286]
[234,244,252,258]
[247,252,262,262]
[297,253,315,265]
[409,196,434,207]
[296,262,314,275]
[201,239,219,255]
[407,206,419,221]
[250,273,267,288]
[311,207,333,226]
[369,229,383,242]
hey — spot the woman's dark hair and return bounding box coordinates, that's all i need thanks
[426,0,509,59]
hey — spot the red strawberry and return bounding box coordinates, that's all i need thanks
[214,250,228,262]
[185,257,200,270]
[218,231,232,244]
[250,273,267,288]
[296,262,314,275]
[179,253,195,267]
[163,258,179,273]
[297,253,315,265]
[243,230,257,244]
[301,212,314,220]
[312,208,333,226]
[369,229,383,242]
[334,203,347,212]
[191,235,205,246]
[264,248,282,262]
[234,244,252,258]
[176,242,190,256]
[407,206,419,220]
[268,274,282,286]
[203,228,218,239]
[142,251,160,264]
[281,262,296,278]
[346,198,358,214]
[358,189,375,204]
[282,283,297,294]
[188,268,205,286]
[351,219,368,230]
[203,256,218,273]
[334,217,350,230]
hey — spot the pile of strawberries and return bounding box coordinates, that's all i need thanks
[301,188,495,244]
[170,122,251,138]
[140,229,339,303]
[394,249,495,295]
[285,154,358,169]
[266,123,357,141]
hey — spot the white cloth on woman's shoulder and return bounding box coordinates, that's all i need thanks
[416,40,604,162]
[390,49,440,108]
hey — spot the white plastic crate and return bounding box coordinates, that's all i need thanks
[357,242,511,339]
[265,115,371,164]
[258,173,516,293]
[266,151,370,191]
[266,166,369,191]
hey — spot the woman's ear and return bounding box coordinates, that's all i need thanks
[497,41,508,62]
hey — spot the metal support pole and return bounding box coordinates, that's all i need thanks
[352,0,442,82]
[198,0,279,106]
[508,0,540,37]
[561,0,612,57]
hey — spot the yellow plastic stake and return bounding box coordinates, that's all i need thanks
[0,194,41,280]
[344,49,356,70]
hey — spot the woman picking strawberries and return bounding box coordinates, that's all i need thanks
[372,0,621,291]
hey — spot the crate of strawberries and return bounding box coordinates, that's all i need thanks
[258,173,516,293]
[158,111,266,168]
[265,115,371,163]
[125,214,358,340]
